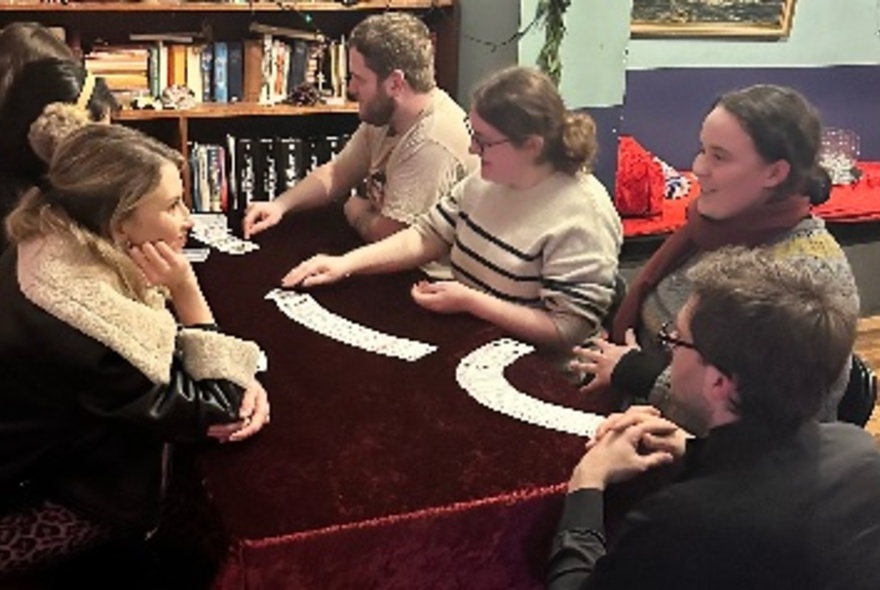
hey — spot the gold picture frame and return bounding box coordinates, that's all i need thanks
[631,0,797,39]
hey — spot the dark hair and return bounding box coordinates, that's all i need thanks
[687,247,856,429]
[0,22,75,112]
[0,58,117,184]
[349,12,435,93]
[471,66,597,175]
[714,84,829,204]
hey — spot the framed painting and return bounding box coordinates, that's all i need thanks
[631,0,797,39]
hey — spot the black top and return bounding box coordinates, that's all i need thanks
[547,419,880,589]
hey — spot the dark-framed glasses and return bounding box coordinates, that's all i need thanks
[657,321,698,353]
[464,117,512,155]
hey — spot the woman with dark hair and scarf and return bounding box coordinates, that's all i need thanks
[574,84,858,433]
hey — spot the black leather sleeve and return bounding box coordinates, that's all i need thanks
[81,349,245,443]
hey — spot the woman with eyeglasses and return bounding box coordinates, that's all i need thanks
[573,84,859,428]
[283,66,623,359]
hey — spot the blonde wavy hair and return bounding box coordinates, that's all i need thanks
[6,106,184,301]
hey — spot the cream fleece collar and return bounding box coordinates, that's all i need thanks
[17,236,177,384]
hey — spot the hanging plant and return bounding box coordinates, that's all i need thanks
[535,0,571,87]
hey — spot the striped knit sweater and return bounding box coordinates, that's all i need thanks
[414,170,623,348]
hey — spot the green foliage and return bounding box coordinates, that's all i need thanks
[535,0,571,87]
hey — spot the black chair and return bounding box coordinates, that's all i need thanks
[837,353,878,427]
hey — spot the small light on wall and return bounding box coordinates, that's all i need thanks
[820,128,860,185]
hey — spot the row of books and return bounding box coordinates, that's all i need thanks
[189,133,352,213]
[85,25,349,107]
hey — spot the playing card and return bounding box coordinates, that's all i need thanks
[456,338,605,438]
[265,289,436,362]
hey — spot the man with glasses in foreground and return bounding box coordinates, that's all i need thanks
[547,247,880,589]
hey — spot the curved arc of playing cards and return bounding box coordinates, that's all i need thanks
[265,289,437,362]
[456,338,605,438]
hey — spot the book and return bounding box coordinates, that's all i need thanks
[276,137,306,191]
[213,41,228,103]
[200,44,213,102]
[168,43,187,87]
[227,41,243,103]
[289,39,308,89]
[186,44,206,102]
[148,44,160,98]
[257,137,278,201]
[271,39,290,104]
[248,22,324,43]
[157,41,169,96]
[130,32,197,44]
[226,134,238,211]
[235,138,257,208]
[242,38,263,103]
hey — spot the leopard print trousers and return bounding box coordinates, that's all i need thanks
[0,500,114,576]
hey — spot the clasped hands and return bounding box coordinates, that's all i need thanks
[568,405,687,492]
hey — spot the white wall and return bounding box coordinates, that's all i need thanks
[518,0,632,107]
[456,0,519,107]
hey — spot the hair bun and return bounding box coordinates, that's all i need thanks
[28,102,92,163]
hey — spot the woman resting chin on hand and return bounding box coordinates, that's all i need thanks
[0,119,269,577]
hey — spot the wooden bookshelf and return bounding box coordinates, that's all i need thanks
[0,0,459,206]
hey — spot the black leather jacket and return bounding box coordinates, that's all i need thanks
[0,247,247,530]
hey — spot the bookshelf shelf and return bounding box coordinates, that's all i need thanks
[0,0,453,12]
[114,101,358,120]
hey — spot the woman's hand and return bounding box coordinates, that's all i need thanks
[281,254,352,289]
[207,379,270,443]
[129,240,197,295]
[571,329,639,393]
[410,280,474,314]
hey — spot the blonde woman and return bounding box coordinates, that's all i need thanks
[0,111,269,576]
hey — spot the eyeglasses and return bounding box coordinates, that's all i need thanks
[464,117,512,155]
[657,321,698,353]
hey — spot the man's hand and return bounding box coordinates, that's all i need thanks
[589,405,688,458]
[568,407,683,492]
[243,201,284,239]
[571,329,639,394]
[410,280,475,314]
[281,254,352,289]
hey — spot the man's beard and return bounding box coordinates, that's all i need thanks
[360,90,395,127]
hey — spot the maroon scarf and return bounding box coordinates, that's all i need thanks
[611,195,811,343]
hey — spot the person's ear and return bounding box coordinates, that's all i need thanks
[523,134,545,158]
[763,159,791,189]
[386,69,407,95]
[704,365,738,409]
[111,221,131,249]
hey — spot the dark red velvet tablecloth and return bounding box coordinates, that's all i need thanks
[193,206,615,589]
